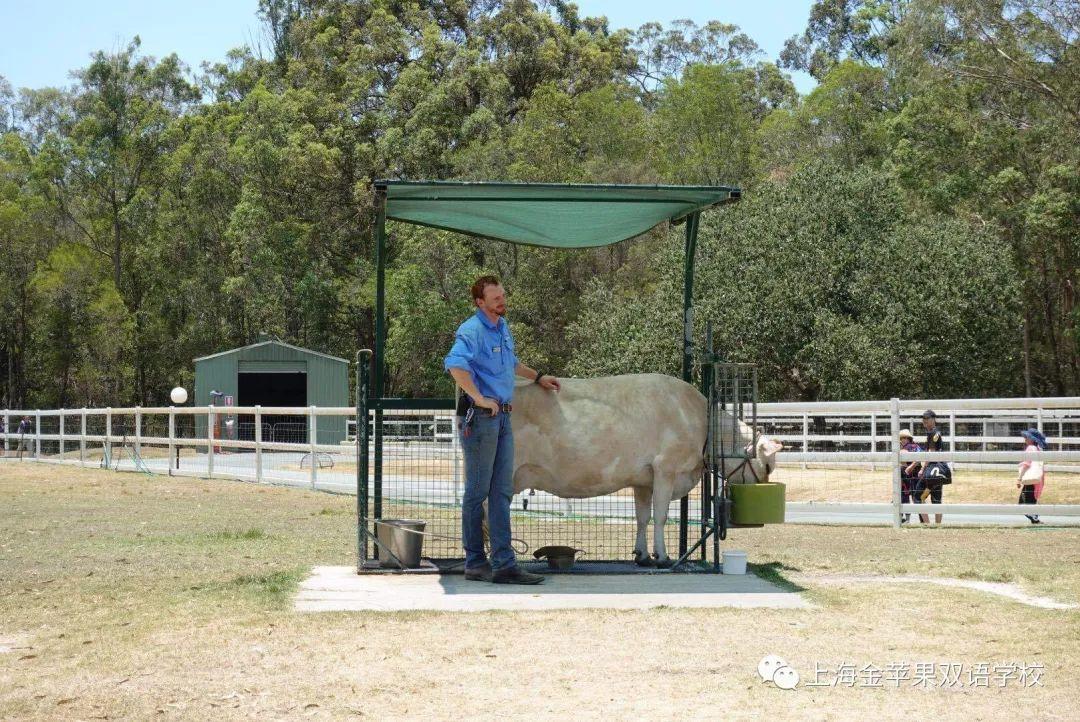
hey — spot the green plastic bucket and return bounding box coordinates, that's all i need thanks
[730,482,786,525]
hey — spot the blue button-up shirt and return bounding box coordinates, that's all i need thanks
[444,310,519,403]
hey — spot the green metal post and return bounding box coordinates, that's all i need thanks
[372,190,386,550]
[373,189,387,407]
[679,211,700,558]
[356,349,371,570]
[682,212,699,385]
[700,322,713,563]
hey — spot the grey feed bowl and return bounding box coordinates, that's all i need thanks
[533,545,585,570]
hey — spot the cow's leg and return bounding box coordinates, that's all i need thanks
[632,486,655,567]
[651,477,675,567]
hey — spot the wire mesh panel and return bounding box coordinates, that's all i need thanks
[271,421,308,444]
[171,411,202,474]
[760,413,896,504]
[708,363,758,459]
[37,413,59,459]
[363,398,705,568]
[698,361,761,568]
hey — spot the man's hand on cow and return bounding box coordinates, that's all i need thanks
[539,376,560,392]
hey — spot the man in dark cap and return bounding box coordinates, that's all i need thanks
[916,410,949,524]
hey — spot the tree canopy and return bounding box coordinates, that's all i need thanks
[1,0,1076,407]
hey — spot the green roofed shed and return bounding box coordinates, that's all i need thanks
[194,340,348,445]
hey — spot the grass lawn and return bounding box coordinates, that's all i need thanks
[1,461,1078,719]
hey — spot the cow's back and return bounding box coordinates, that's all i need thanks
[510,374,707,498]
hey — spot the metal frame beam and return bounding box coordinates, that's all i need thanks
[365,183,738,571]
[679,211,701,557]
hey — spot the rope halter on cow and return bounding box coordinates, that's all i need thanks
[719,431,770,485]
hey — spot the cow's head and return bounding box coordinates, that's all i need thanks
[749,435,783,478]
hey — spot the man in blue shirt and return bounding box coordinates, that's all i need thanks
[444,275,560,584]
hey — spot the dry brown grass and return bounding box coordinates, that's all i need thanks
[1,461,1079,720]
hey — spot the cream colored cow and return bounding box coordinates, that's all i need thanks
[511,373,781,566]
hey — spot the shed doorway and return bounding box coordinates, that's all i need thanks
[238,370,307,443]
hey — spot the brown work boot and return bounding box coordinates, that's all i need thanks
[491,566,544,585]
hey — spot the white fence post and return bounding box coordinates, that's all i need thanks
[105,408,112,466]
[891,397,901,529]
[255,405,263,483]
[207,405,215,479]
[949,411,956,453]
[59,409,65,460]
[870,413,877,471]
[168,407,176,475]
[80,409,87,467]
[801,413,809,470]
[1036,406,1043,433]
[1060,419,1064,451]
[309,406,318,489]
[34,410,40,460]
[135,406,142,459]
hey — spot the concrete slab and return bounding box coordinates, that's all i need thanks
[295,565,810,613]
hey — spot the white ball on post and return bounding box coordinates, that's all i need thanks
[170,387,188,405]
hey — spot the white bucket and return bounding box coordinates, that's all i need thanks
[722,549,748,575]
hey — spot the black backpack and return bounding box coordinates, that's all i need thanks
[925,461,952,485]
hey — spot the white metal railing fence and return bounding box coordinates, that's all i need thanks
[761,397,1080,525]
[759,397,1080,471]
[3,397,1080,527]
[0,405,370,491]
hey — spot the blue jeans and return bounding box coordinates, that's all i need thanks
[460,412,516,571]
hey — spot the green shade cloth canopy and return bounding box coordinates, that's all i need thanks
[376,180,740,248]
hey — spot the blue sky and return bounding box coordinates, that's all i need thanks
[0,0,816,94]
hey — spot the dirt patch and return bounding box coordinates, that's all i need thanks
[0,633,32,655]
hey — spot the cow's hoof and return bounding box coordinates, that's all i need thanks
[633,550,656,567]
[654,557,675,569]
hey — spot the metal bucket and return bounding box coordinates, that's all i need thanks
[375,519,426,568]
